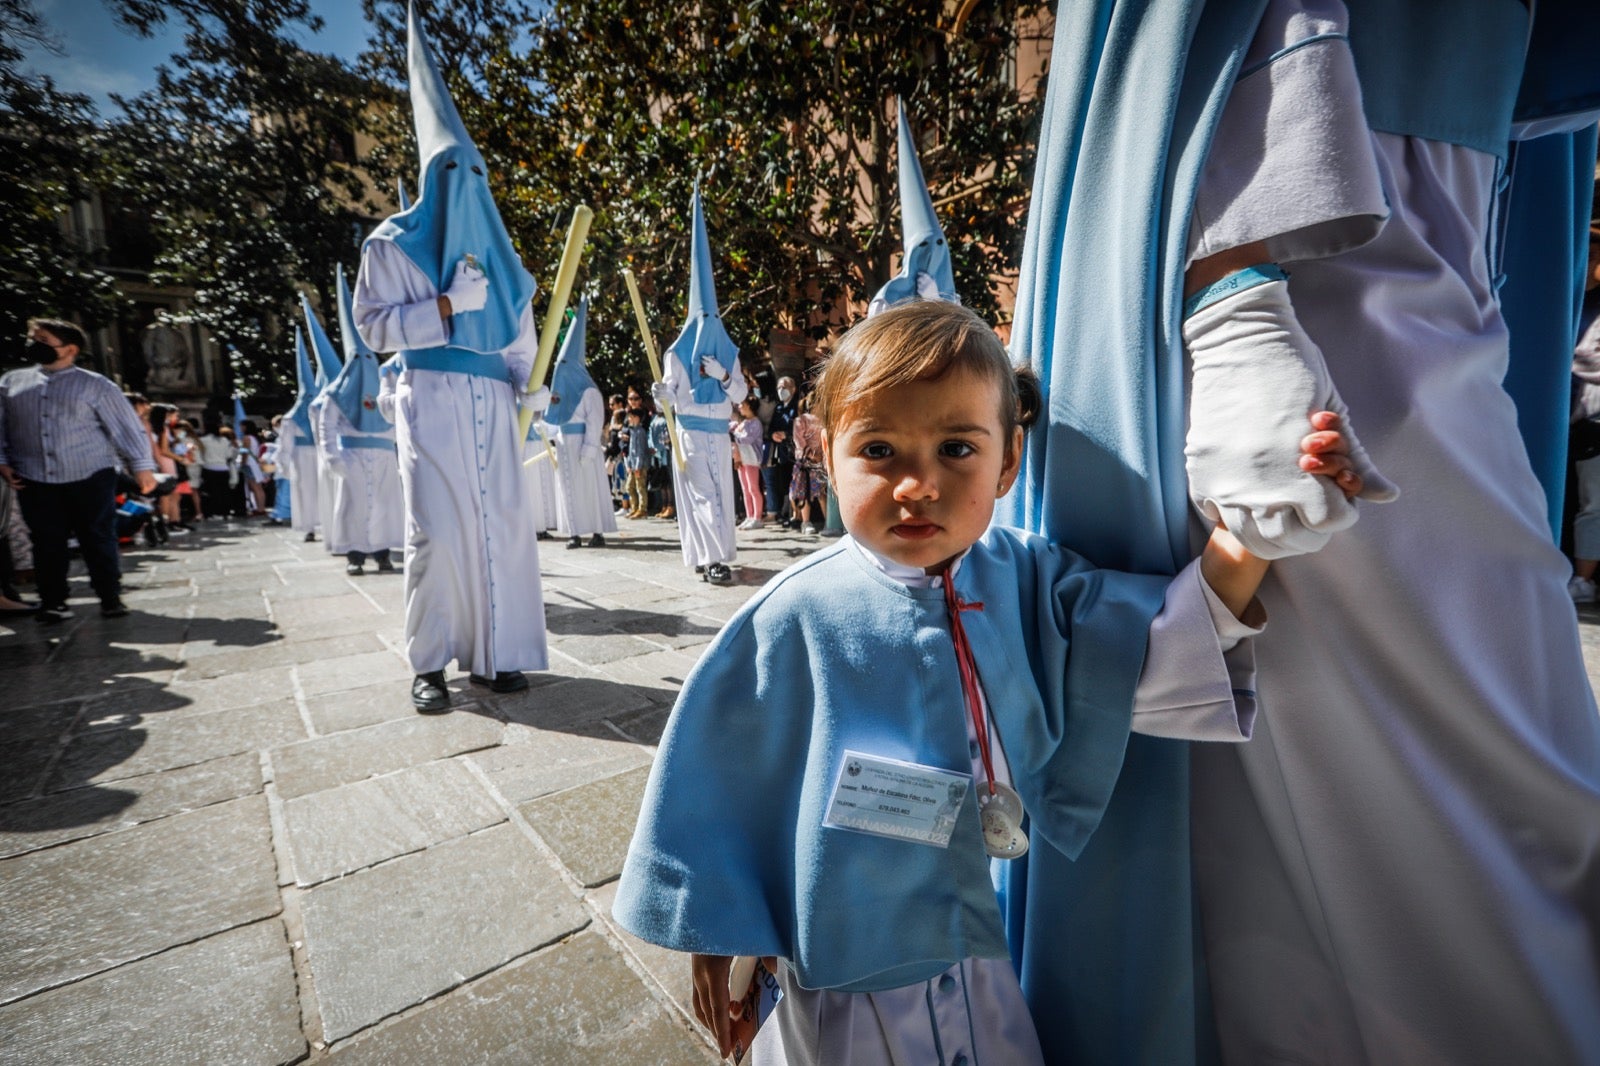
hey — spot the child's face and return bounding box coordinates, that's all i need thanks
[825,369,1021,574]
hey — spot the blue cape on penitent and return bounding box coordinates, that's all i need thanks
[995,2,1600,1063]
[665,187,739,405]
[362,3,534,357]
[545,298,595,425]
[327,264,391,434]
[283,328,317,441]
[871,101,957,311]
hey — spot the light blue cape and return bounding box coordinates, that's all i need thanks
[328,264,390,434]
[362,2,534,356]
[664,187,739,404]
[870,101,957,310]
[545,298,596,425]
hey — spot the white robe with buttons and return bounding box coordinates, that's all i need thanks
[545,385,616,538]
[314,394,404,557]
[354,239,548,676]
[660,349,748,569]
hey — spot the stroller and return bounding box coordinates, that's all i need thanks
[115,472,180,548]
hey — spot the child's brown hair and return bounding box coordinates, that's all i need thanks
[811,301,1040,446]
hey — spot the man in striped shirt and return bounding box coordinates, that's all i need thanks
[0,318,157,622]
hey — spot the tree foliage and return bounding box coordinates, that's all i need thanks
[363,0,1048,393]
[0,0,124,353]
[103,0,388,397]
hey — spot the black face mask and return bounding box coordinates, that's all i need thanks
[27,340,60,364]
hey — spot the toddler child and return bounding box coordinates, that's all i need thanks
[615,300,1362,1065]
[731,399,766,529]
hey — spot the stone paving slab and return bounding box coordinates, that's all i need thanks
[322,929,714,1066]
[494,674,659,732]
[548,630,664,666]
[300,823,588,1042]
[0,751,260,858]
[80,663,296,720]
[589,880,697,1027]
[469,723,652,807]
[270,711,504,800]
[303,677,421,735]
[520,765,651,888]
[50,698,304,790]
[0,920,305,1066]
[283,758,505,886]
[296,649,412,698]
[0,795,279,1004]
[266,594,384,631]
[177,631,386,679]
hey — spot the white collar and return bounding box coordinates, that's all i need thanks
[847,537,969,590]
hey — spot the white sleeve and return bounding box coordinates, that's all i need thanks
[503,303,539,391]
[1188,0,1388,266]
[314,396,344,467]
[377,362,399,423]
[1131,559,1265,742]
[353,241,449,353]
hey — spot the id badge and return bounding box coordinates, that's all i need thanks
[823,750,971,848]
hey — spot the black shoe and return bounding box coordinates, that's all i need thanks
[566,535,582,549]
[468,671,530,694]
[345,563,364,575]
[34,603,70,624]
[588,533,606,548]
[304,532,317,543]
[706,562,734,586]
[694,565,706,573]
[100,599,130,618]
[536,530,551,541]
[375,557,397,573]
[411,671,451,713]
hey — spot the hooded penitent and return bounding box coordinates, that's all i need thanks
[362,2,534,357]
[664,187,739,405]
[301,293,344,392]
[328,264,391,434]
[283,328,317,441]
[545,298,595,425]
[870,101,958,312]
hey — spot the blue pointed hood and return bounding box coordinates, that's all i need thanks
[870,101,958,312]
[665,186,739,404]
[396,177,411,211]
[326,264,391,433]
[283,328,317,440]
[545,297,597,424]
[301,293,343,390]
[362,2,535,356]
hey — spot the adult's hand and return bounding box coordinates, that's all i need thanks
[442,258,489,314]
[135,470,158,495]
[0,464,21,490]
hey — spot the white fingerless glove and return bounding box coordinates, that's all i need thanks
[443,259,489,314]
[1184,272,1397,560]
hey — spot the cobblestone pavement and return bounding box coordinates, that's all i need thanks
[0,514,830,1065]
[5,517,1600,1065]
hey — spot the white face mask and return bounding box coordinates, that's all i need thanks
[778,388,793,403]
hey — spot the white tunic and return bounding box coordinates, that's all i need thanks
[280,420,320,534]
[1188,5,1600,1063]
[354,239,549,676]
[661,347,748,568]
[309,394,341,550]
[314,394,404,556]
[545,385,616,538]
[754,541,1264,1066]
[521,429,559,533]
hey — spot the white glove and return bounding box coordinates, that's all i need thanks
[1184,274,1398,560]
[443,258,488,314]
[522,386,551,418]
[650,380,673,408]
[580,443,602,464]
[699,355,729,383]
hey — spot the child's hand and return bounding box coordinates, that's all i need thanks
[691,953,738,1058]
[1299,411,1363,499]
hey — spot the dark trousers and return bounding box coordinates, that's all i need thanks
[18,468,121,608]
[200,468,232,517]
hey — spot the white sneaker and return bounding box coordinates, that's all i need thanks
[1568,575,1597,603]
[801,523,818,536]
[745,519,763,530]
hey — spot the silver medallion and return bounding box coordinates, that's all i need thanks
[979,781,1029,860]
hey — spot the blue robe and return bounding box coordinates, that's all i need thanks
[614,529,1167,994]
